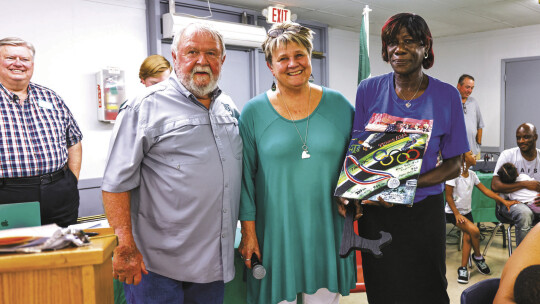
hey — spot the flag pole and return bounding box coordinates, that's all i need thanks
[363,5,372,57]
[358,5,372,84]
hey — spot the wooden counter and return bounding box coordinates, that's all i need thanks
[0,228,117,304]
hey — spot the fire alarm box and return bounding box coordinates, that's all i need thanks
[96,67,126,122]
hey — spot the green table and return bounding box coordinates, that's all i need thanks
[470,171,498,223]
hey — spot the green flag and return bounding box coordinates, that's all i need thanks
[358,15,370,85]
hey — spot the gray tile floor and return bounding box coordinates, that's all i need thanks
[340,222,512,304]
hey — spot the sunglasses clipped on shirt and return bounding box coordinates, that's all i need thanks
[462,103,467,114]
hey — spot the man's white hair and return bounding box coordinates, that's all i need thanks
[171,22,226,59]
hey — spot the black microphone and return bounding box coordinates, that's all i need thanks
[250,253,266,279]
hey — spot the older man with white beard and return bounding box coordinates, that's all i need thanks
[102,23,242,304]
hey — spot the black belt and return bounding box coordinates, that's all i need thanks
[0,165,68,186]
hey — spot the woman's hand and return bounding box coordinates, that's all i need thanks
[238,221,261,269]
[335,197,364,220]
[362,196,394,208]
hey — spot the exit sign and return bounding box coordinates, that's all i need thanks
[266,6,291,23]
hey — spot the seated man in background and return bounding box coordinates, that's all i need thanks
[491,123,540,246]
[0,37,83,227]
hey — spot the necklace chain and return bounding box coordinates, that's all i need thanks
[397,74,424,107]
[278,87,311,155]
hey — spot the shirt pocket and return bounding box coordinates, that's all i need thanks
[148,117,212,166]
[218,116,242,160]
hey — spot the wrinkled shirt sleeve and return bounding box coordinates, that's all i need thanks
[102,105,146,192]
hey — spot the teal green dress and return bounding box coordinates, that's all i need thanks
[238,87,356,304]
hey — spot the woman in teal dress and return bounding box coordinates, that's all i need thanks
[238,22,356,304]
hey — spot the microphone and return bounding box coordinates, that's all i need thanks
[250,253,266,279]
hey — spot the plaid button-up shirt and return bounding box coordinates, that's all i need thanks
[0,82,82,178]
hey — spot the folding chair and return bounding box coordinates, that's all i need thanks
[460,278,500,304]
[483,200,515,257]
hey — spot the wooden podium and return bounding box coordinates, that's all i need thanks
[0,228,117,304]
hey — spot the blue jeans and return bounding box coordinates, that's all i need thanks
[498,203,534,246]
[123,271,224,304]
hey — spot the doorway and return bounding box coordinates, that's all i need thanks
[502,57,540,149]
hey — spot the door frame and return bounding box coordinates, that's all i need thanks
[501,55,540,150]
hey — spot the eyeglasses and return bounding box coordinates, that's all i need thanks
[462,103,467,114]
[267,26,302,38]
[387,39,424,49]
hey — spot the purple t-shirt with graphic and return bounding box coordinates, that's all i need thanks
[353,72,469,202]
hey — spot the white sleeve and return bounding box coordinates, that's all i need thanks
[493,149,511,176]
[446,177,457,187]
[471,171,481,185]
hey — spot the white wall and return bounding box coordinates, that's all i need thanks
[1,0,148,179]
[430,24,540,149]
[327,28,358,103]
[7,1,540,180]
[328,28,390,103]
[328,24,540,149]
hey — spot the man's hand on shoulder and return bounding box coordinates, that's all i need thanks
[113,242,148,285]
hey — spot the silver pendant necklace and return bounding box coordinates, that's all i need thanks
[397,74,424,108]
[278,87,312,159]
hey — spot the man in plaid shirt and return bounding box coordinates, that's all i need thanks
[0,37,83,227]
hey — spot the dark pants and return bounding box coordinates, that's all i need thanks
[358,193,449,304]
[124,271,225,304]
[0,168,79,227]
[445,212,474,225]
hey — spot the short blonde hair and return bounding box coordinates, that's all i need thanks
[262,22,314,65]
[139,55,172,80]
[0,37,36,57]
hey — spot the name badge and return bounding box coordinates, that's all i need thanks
[38,99,53,110]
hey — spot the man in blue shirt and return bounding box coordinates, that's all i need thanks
[102,23,242,304]
[457,74,484,160]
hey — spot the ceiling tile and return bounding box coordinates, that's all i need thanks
[196,0,540,37]
[467,1,540,27]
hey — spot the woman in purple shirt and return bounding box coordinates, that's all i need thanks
[352,13,469,303]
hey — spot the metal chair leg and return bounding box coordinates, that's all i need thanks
[507,225,513,256]
[502,224,507,248]
[483,222,503,257]
[458,230,463,251]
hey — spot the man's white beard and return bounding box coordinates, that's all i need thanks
[180,66,219,98]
